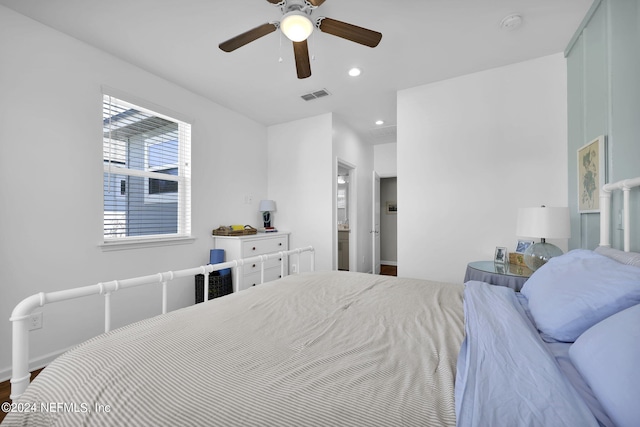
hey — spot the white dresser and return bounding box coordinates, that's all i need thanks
[212,232,289,292]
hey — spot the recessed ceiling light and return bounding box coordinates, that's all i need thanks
[348,68,361,77]
[375,120,384,125]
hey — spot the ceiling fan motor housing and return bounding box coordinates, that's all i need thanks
[279,0,318,15]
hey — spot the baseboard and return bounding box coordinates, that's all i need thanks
[381,260,398,266]
[0,347,68,383]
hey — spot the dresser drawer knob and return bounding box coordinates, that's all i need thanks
[252,264,256,268]
[278,242,282,246]
[252,246,256,251]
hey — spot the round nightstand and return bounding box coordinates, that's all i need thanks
[464,261,533,291]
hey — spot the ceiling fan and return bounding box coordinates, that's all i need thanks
[219,0,382,79]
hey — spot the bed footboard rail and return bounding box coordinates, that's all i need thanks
[9,246,314,400]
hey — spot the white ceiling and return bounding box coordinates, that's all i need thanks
[0,0,592,144]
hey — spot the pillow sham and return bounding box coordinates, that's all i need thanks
[520,249,640,342]
[569,304,640,427]
[594,245,640,267]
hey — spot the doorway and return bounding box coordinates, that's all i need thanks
[379,177,398,270]
[337,160,356,271]
[372,173,397,275]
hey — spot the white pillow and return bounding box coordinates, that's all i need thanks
[569,304,640,427]
[520,249,640,342]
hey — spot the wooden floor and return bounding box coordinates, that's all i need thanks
[380,264,397,276]
[0,369,42,423]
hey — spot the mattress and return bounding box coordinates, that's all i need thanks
[2,271,465,427]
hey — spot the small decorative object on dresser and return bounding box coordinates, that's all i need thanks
[212,225,258,236]
[259,199,277,228]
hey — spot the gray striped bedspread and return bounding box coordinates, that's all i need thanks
[2,271,464,427]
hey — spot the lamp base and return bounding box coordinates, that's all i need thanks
[262,211,272,228]
[523,242,563,271]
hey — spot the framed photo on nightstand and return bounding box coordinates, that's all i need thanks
[515,240,534,254]
[510,239,533,266]
[494,247,507,264]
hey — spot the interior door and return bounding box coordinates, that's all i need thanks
[372,171,381,274]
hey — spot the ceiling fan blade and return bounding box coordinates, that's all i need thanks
[317,17,382,47]
[265,0,281,3]
[293,40,311,79]
[307,0,327,6]
[219,23,277,52]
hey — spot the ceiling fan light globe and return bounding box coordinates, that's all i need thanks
[281,12,314,42]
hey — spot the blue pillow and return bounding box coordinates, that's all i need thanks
[520,249,640,342]
[569,304,640,427]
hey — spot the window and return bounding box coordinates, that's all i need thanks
[103,94,191,241]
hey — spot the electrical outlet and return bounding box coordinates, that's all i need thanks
[291,264,298,274]
[29,312,43,331]
[617,209,624,230]
[244,194,253,204]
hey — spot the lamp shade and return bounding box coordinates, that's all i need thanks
[280,12,314,42]
[516,206,570,239]
[259,199,276,212]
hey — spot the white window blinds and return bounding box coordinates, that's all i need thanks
[103,94,191,241]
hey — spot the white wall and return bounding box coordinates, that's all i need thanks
[267,114,334,271]
[267,113,374,273]
[374,143,398,177]
[398,53,568,283]
[0,7,268,379]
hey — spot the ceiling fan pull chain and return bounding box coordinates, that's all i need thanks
[278,31,284,63]
[310,30,315,61]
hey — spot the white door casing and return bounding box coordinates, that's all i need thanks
[372,171,381,274]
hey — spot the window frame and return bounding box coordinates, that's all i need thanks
[101,90,192,249]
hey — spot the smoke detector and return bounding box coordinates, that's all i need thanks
[500,14,523,31]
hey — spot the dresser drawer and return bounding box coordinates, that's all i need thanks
[242,256,283,275]
[241,268,283,290]
[242,236,288,256]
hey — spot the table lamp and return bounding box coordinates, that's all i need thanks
[259,199,276,228]
[516,206,570,271]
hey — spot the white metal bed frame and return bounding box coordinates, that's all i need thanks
[600,177,640,251]
[9,246,314,400]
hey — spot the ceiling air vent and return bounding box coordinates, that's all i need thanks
[301,89,331,101]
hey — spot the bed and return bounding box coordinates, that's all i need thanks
[3,178,640,427]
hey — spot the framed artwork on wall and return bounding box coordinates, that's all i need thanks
[385,201,397,214]
[578,135,606,213]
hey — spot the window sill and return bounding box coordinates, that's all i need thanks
[100,236,196,252]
